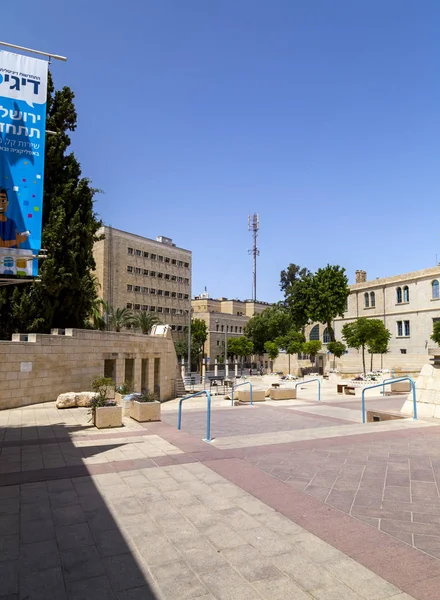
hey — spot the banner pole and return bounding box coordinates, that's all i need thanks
[0,40,67,62]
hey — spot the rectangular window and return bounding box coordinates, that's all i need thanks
[157,306,163,313]
[216,324,219,332]
[184,294,189,300]
[171,259,177,265]
[158,255,164,262]
[150,271,156,277]
[404,320,410,336]
[142,287,149,293]
[185,278,189,285]
[134,286,140,292]
[171,325,176,331]
[150,254,156,260]
[158,272,163,279]
[235,326,238,332]
[135,249,141,256]
[239,327,242,333]
[143,269,148,275]
[164,290,170,297]
[184,262,189,268]
[171,275,177,281]
[127,284,133,292]
[157,290,163,296]
[177,325,183,331]
[217,341,220,346]
[143,251,149,258]
[150,288,156,294]
[178,261,183,267]
[135,267,141,274]
[178,293,183,299]
[127,265,133,273]
[400,349,407,354]
[150,306,156,312]
[178,277,183,283]
[165,257,170,263]
[171,308,176,315]
[397,321,403,337]
[142,305,148,311]
[165,274,170,280]
[126,303,132,309]
[134,303,140,310]
[171,292,177,298]
[128,247,133,255]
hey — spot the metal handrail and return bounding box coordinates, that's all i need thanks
[177,390,212,442]
[361,377,417,423]
[231,381,253,407]
[381,376,411,396]
[295,378,321,402]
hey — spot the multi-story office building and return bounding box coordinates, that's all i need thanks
[93,226,191,334]
[192,293,270,361]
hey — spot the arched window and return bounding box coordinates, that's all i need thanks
[433,280,440,300]
[396,287,402,304]
[403,286,409,303]
[370,292,376,308]
[309,324,320,341]
[323,327,331,344]
[364,292,369,308]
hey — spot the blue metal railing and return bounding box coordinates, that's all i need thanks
[361,377,417,424]
[231,381,253,407]
[295,378,321,402]
[177,390,212,442]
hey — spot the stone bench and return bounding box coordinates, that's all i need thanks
[344,386,356,395]
[269,388,297,401]
[237,389,265,403]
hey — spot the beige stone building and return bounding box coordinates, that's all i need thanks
[93,227,191,334]
[192,294,270,362]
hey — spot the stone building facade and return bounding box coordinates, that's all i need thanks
[192,294,270,362]
[0,327,181,410]
[93,227,192,334]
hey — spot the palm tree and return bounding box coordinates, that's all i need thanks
[90,298,109,331]
[133,311,161,334]
[108,307,135,332]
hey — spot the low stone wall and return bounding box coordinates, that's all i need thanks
[0,326,181,410]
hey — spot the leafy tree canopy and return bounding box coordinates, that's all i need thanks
[307,265,350,342]
[245,303,293,354]
[227,337,254,360]
[264,341,279,361]
[280,264,313,330]
[327,341,346,358]
[342,318,390,375]
[431,321,440,346]
[302,340,322,359]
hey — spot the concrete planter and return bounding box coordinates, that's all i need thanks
[237,390,265,403]
[115,392,123,405]
[130,400,161,422]
[270,388,297,400]
[94,405,122,429]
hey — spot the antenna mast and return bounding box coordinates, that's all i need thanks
[248,214,260,301]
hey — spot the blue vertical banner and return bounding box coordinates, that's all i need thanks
[0,50,48,277]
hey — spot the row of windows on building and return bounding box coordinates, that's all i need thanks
[126,302,188,318]
[127,247,189,268]
[127,265,189,284]
[127,284,189,299]
[363,281,440,308]
[216,324,243,334]
[309,321,411,342]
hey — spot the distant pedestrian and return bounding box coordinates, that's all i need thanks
[249,368,253,376]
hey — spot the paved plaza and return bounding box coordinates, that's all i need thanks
[0,380,439,599]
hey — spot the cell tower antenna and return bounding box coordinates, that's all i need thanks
[248,214,260,301]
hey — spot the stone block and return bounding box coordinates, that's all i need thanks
[76,392,95,407]
[130,400,161,422]
[237,390,265,403]
[56,392,77,409]
[270,388,297,400]
[94,406,122,429]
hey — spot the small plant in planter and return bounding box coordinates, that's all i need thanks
[89,377,122,428]
[130,389,161,422]
[115,380,133,405]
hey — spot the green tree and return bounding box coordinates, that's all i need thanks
[245,303,292,354]
[302,340,322,365]
[275,329,305,355]
[342,318,390,376]
[367,324,391,371]
[0,72,102,338]
[327,340,346,369]
[108,307,135,332]
[89,297,108,331]
[264,341,279,371]
[431,321,440,346]
[227,337,254,363]
[133,311,161,334]
[307,265,350,342]
[280,264,313,330]
[191,318,208,371]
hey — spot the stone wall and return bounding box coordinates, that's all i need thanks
[0,326,181,410]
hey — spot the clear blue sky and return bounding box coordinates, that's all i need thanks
[4,1,440,303]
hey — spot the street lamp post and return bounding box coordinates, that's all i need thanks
[215,320,228,377]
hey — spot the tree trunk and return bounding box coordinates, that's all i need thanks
[362,345,366,377]
[370,352,373,372]
[327,321,335,342]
